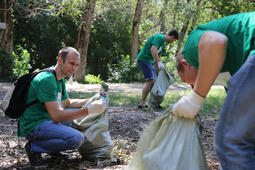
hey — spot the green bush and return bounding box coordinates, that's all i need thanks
[0,48,14,82]
[107,55,144,83]
[84,74,103,84]
[13,45,31,78]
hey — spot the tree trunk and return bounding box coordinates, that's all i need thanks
[0,0,13,56]
[130,0,144,64]
[159,0,169,34]
[75,0,96,82]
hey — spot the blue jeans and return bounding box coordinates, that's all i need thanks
[215,54,255,170]
[137,60,156,80]
[26,120,84,153]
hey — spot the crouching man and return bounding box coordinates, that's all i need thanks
[18,47,106,167]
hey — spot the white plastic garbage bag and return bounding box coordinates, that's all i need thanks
[149,69,174,108]
[126,106,209,170]
[72,93,113,161]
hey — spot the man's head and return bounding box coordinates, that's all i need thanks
[165,30,179,43]
[176,49,198,88]
[57,47,80,78]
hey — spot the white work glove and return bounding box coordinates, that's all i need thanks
[172,91,205,119]
[87,99,106,114]
[158,61,165,70]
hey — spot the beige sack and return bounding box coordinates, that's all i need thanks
[127,106,209,170]
[72,94,113,161]
[149,69,174,108]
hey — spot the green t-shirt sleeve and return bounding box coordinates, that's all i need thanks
[181,29,208,69]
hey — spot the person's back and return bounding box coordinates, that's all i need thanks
[182,11,255,75]
[137,34,165,63]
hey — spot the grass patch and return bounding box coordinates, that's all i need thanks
[162,88,226,117]
[68,86,227,116]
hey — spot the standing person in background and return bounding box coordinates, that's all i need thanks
[18,47,106,167]
[137,30,179,109]
[174,12,255,169]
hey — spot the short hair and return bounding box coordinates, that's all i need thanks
[58,47,80,63]
[168,30,179,40]
[176,49,185,73]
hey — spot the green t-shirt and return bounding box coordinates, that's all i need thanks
[137,34,166,63]
[182,11,255,75]
[18,71,68,137]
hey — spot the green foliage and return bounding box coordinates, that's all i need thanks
[107,55,144,83]
[13,9,79,70]
[13,46,31,78]
[0,48,13,82]
[84,74,103,84]
[87,0,133,81]
[7,0,255,84]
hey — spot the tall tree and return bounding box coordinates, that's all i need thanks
[0,0,13,56]
[0,0,13,81]
[130,0,144,64]
[75,0,96,82]
[159,0,169,34]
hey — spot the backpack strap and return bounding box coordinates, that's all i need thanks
[42,68,65,96]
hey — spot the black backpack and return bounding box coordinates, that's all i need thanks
[1,68,57,119]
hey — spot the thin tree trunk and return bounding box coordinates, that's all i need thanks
[0,0,13,56]
[130,0,144,64]
[75,0,96,82]
[159,0,169,34]
[0,0,13,80]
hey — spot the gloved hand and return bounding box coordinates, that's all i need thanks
[172,91,205,118]
[158,61,165,70]
[87,99,106,114]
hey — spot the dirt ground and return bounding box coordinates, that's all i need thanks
[0,82,220,169]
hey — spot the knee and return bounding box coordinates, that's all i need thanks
[147,79,155,87]
[66,132,84,150]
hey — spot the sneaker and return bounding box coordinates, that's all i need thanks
[48,152,68,159]
[25,142,48,167]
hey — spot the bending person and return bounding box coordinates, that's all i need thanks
[174,12,255,169]
[137,30,179,109]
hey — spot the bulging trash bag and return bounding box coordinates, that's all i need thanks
[126,106,209,170]
[149,69,174,108]
[72,93,113,161]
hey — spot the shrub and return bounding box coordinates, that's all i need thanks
[0,48,14,82]
[13,45,31,78]
[84,74,103,84]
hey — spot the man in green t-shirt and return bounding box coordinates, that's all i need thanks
[174,12,255,169]
[137,30,179,109]
[19,47,107,167]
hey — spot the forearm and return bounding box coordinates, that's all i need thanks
[51,108,89,123]
[62,98,90,108]
[151,45,160,62]
[194,31,228,97]
[46,101,89,123]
